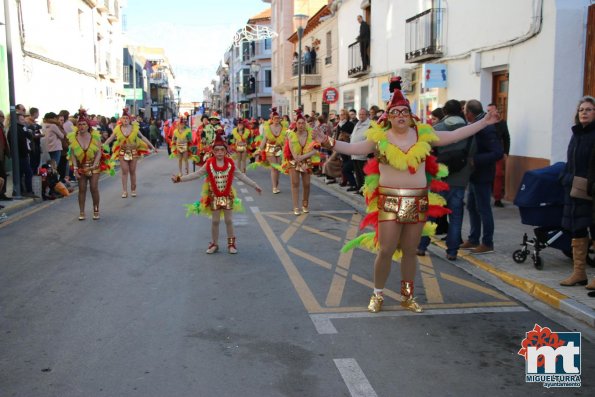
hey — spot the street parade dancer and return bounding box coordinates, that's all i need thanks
[103,108,157,198]
[253,107,287,193]
[315,78,499,313]
[283,109,320,215]
[172,131,262,254]
[170,117,196,176]
[198,112,224,165]
[230,119,251,173]
[67,109,114,220]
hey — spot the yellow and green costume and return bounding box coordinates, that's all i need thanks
[67,129,114,175]
[110,122,150,161]
[281,127,321,174]
[342,122,450,260]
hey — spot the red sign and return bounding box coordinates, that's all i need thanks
[323,87,339,104]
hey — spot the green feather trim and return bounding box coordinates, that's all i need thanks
[437,164,449,178]
[422,221,437,237]
[341,232,375,253]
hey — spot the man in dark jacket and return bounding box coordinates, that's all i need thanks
[418,100,474,260]
[460,100,503,254]
[487,103,510,207]
[356,15,370,70]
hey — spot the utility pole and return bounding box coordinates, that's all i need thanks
[3,1,22,198]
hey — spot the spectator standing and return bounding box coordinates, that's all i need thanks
[303,46,312,74]
[26,107,42,175]
[369,105,380,121]
[487,103,510,207]
[588,144,595,295]
[348,109,358,124]
[417,100,472,259]
[429,107,445,125]
[356,15,370,70]
[349,108,371,193]
[17,113,35,197]
[335,109,355,188]
[559,96,595,289]
[309,46,317,73]
[42,112,65,169]
[0,111,11,200]
[460,100,503,254]
[149,119,160,148]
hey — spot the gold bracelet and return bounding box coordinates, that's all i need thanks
[322,137,336,150]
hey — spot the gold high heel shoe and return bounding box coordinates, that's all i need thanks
[302,200,309,213]
[78,212,86,221]
[121,191,128,198]
[131,191,137,197]
[368,293,384,313]
[293,208,301,216]
[93,206,100,220]
[400,280,423,313]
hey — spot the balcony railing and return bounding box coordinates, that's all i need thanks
[291,59,319,76]
[348,41,369,78]
[244,80,272,97]
[405,8,444,63]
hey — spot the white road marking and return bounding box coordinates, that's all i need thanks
[310,306,529,334]
[237,181,245,186]
[244,196,254,202]
[334,358,378,397]
[250,206,260,213]
[240,188,249,194]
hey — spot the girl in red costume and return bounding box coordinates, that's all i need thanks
[172,132,262,254]
[283,110,320,215]
[103,108,157,198]
[315,78,499,313]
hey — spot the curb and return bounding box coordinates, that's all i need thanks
[432,239,595,327]
[0,197,37,217]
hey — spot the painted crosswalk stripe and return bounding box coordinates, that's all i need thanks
[240,188,249,194]
[311,306,529,334]
[244,196,254,202]
[334,358,378,397]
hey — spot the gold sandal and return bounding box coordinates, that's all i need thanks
[121,192,128,198]
[78,212,86,221]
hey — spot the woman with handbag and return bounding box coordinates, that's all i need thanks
[560,96,595,288]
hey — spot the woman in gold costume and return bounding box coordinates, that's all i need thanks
[103,109,157,198]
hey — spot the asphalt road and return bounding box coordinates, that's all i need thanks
[1,152,593,397]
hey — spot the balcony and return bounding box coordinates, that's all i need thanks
[244,80,272,99]
[348,41,369,78]
[290,60,321,89]
[405,8,444,63]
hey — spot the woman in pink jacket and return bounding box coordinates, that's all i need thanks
[42,112,65,168]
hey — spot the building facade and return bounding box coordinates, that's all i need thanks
[1,0,126,117]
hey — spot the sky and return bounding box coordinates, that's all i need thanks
[123,0,270,102]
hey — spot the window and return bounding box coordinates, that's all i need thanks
[265,70,272,87]
[360,86,369,109]
[325,31,332,65]
[123,65,130,84]
[265,38,272,50]
[312,102,317,114]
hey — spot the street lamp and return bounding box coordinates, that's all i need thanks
[250,61,261,118]
[293,13,308,110]
[175,86,181,117]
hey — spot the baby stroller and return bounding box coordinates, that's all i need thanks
[512,162,594,270]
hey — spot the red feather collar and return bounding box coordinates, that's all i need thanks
[206,156,235,197]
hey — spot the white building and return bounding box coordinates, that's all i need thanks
[333,0,594,199]
[0,0,126,117]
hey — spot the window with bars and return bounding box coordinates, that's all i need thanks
[123,65,130,84]
[265,70,272,87]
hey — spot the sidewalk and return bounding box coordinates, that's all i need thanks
[310,175,595,328]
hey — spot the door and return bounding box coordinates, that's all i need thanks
[492,72,509,121]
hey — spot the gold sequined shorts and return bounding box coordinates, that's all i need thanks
[209,194,235,210]
[288,159,313,173]
[265,143,283,157]
[377,186,428,223]
[235,142,247,152]
[176,142,188,153]
[79,161,100,177]
[119,147,139,161]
